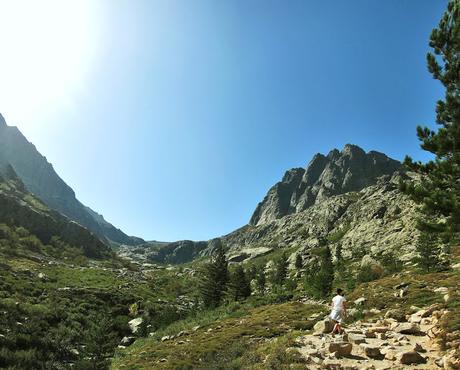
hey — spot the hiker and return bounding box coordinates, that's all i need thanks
[330,288,347,335]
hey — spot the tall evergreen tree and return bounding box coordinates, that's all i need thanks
[304,246,334,299]
[415,231,449,272]
[403,0,460,238]
[228,265,251,301]
[256,265,266,293]
[272,252,288,285]
[199,245,229,308]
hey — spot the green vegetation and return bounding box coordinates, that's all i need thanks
[199,245,229,308]
[402,0,460,270]
[303,246,334,299]
[111,302,324,369]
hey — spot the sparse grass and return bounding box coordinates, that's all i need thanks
[111,302,325,369]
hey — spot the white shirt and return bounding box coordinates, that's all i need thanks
[332,295,346,311]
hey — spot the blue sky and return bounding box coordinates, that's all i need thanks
[1,0,447,241]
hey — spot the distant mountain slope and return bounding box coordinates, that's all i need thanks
[0,164,111,258]
[250,144,402,226]
[0,114,143,246]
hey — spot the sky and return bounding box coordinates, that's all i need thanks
[0,0,448,241]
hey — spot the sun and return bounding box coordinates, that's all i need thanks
[0,0,99,127]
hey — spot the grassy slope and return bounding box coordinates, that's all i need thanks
[111,302,325,370]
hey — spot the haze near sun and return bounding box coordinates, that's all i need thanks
[0,0,99,127]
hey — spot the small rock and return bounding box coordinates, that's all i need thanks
[70,348,79,356]
[354,297,367,306]
[192,325,200,332]
[384,350,396,361]
[368,326,388,334]
[413,343,425,353]
[159,358,167,363]
[397,350,426,365]
[399,288,408,298]
[348,334,366,344]
[376,332,386,340]
[327,342,353,357]
[394,282,409,290]
[128,317,143,334]
[434,287,449,294]
[161,336,170,342]
[360,344,382,359]
[120,336,136,346]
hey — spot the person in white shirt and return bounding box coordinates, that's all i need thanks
[330,288,347,335]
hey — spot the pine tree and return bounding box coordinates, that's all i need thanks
[272,252,288,285]
[404,0,460,238]
[228,265,251,301]
[199,245,229,308]
[415,231,449,272]
[256,265,266,293]
[304,246,334,298]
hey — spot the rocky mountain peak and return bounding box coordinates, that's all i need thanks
[249,144,401,226]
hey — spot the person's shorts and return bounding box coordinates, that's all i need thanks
[330,309,344,323]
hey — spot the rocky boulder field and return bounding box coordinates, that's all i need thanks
[295,303,459,369]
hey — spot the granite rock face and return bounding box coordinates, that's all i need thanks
[0,114,143,246]
[250,144,401,226]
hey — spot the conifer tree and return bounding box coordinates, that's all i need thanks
[404,0,460,238]
[199,245,229,308]
[415,231,449,272]
[228,265,251,301]
[272,252,288,285]
[304,246,334,298]
[256,265,266,293]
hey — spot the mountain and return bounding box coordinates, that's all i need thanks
[0,163,111,258]
[121,144,417,265]
[0,114,143,246]
[250,144,402,226]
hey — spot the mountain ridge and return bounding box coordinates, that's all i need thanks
[250,144,402,226]
[0,113,143,246]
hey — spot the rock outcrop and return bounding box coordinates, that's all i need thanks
[0,113,143,246]
[250,144,401,226]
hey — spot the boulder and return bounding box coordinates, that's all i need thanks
[354,297,367,306]
[120,336,136,346]
[384,350,396,361]
[385,309,406,322]
[395,323,422,335]
[348,333,367,344]
[313,319,334,335]
[327,342,353,357]
[397,350,426,365]
[128,317,143,334]
[360,344,382,359]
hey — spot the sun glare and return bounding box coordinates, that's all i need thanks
[0,0,98,127]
